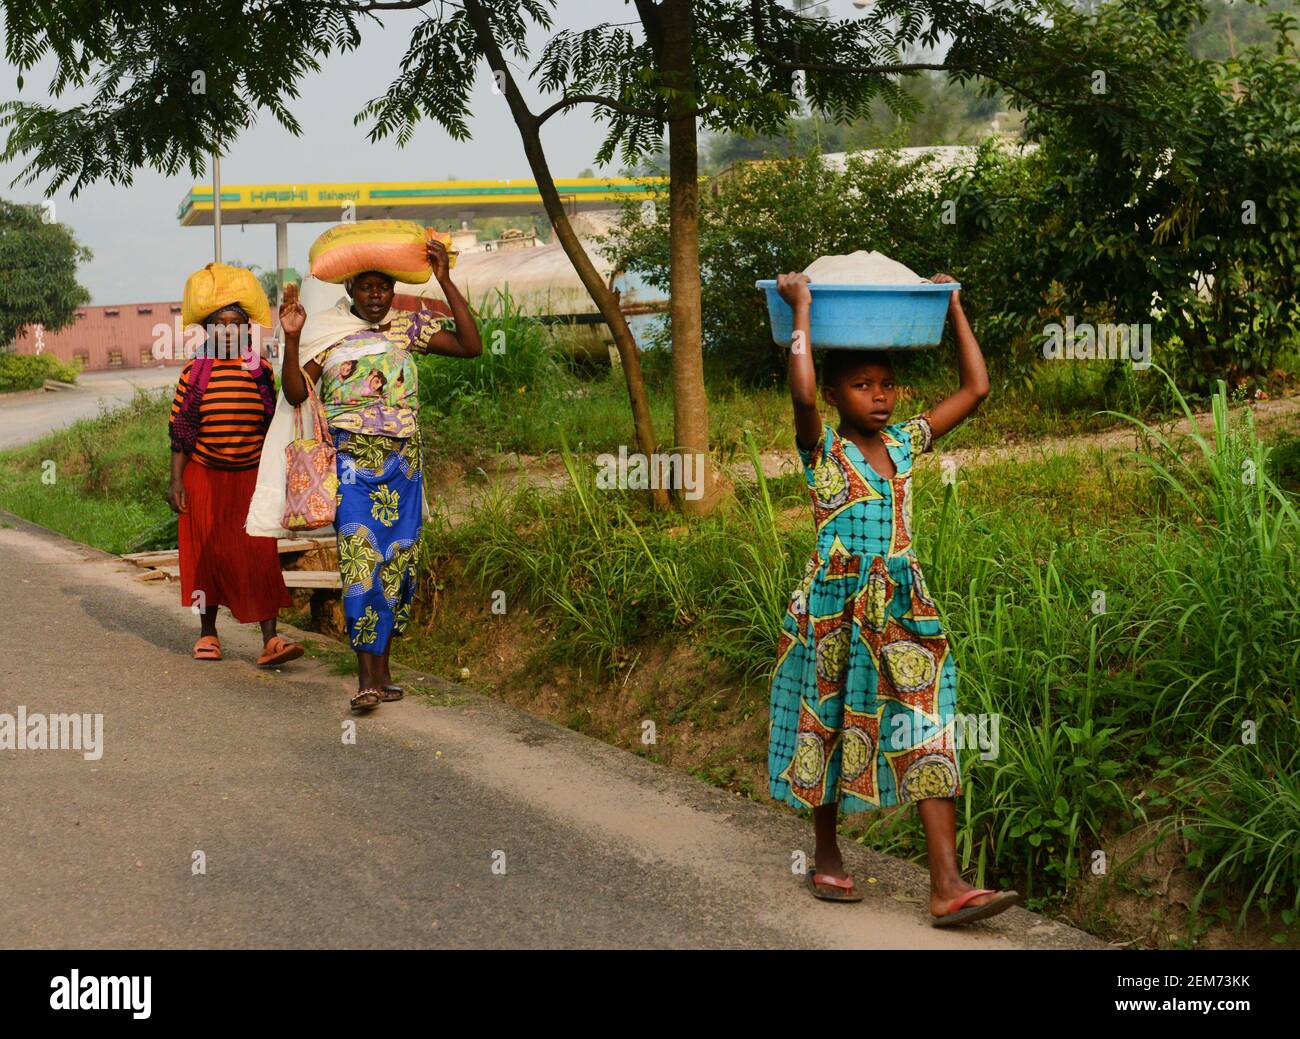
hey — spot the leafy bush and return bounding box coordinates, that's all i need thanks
[949,0,1300,385]
[603,147,957,382]
[0,351,80,392]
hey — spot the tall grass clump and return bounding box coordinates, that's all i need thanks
[454,432,811,674]
[416,288,568,410]
[1173,734,1300,927]
[1110,372,1300,739]
[881,474,1154,898]
[1105,371,1300,924]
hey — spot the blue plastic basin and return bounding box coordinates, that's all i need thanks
[755,281,959,350]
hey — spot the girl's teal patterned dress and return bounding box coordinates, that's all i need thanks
[768,416,960,814]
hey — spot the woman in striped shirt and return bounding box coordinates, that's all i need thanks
[168,264,303,666]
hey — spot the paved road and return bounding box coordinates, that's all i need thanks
[0,368,179,449]
[0,516,1103,949]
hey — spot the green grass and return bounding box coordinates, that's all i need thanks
[0,389,174,553]
[439,374,1300,922]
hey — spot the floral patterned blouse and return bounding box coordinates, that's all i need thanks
[318,309,452,438]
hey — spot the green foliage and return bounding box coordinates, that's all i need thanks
[952,0,1300,383]
[0,350,80,392]
[603,148,957,380]
[415,289,567,411]
[0,2,364,192]
[3,1,1108,196]
[0,389,172,553]
[703,74,1005,171]
[528,0,1052,166]
[609,0,1300,388]
[1174,736,1300,927]
[1187,0,1290,58]
[0,199,91,344]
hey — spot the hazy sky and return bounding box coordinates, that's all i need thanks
[1,1,870,304]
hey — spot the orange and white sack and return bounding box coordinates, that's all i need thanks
[308,220,456,285]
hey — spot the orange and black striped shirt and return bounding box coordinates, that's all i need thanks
[169,358,272,471]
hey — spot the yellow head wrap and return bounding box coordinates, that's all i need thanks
[181,262,272,328]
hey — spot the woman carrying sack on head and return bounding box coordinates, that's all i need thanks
[267,235,481,712]
[168,263,303,666]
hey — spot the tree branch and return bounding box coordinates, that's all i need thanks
[459,0,665,502]
[745,0,1150,121]
[536,93,661,125]
[324,0,438,10]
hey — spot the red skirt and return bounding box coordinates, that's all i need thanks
[179,462,292,623]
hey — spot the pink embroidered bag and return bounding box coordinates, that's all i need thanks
[281,381,339,532]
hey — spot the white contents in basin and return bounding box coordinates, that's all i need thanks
[802,249,926,285]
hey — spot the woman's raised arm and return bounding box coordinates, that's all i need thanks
[278,283,320,405]
[417,239,483,359]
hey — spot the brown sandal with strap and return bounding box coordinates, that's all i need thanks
[378,684,404,702]
[350,688,382,713]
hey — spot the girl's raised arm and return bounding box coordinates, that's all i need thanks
[780,272,822,451]
[922,274,989,441]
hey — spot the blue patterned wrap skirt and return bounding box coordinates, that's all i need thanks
[332,429,423,653]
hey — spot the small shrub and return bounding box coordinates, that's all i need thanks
[0,352,81,392]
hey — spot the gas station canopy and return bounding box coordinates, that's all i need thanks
[177,177,666,226]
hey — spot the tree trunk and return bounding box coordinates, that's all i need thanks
[464,0,668,510]
[657,0,724,514]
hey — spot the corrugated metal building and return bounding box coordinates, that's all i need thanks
[9,302,186,372]
[6,302,275,372]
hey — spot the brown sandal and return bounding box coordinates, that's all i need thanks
[378,684,404,702]
[350,688,382,712]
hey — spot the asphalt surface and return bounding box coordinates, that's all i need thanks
[0,368,178,449]
[0,515,1105,949]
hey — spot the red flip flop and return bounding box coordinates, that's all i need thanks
[806,870,864,903]
[931,888,1022,927]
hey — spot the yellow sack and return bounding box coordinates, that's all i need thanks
[309,220,455,285]
[182,262,272,328]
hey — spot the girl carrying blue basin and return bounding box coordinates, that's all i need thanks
[768,271,1020,926]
